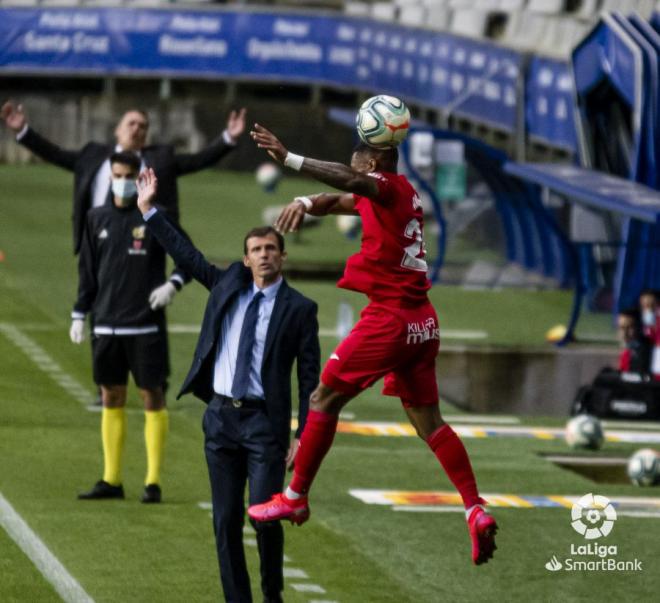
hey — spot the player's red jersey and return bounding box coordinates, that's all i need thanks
[337,171,431,305]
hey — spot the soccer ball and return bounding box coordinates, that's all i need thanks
[255,162,282,192]
[356,95,410,149]
[565,415,604,450]
[627,448,660,486]
[336,215,361,239]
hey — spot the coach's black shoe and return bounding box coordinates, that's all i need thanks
[78,480,124,500]
[141,484,161,504]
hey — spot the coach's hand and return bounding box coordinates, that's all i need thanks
[69,319,85,344]
[275,199,307,233]
[250,124,287,163]
[149,282,177,310]
[136,168,158,214]
[286,439,300,471]
[1,101,27,132]
[225,108,247,142]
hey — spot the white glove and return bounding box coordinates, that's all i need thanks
[149,281,177,310]
[69,319,85,344]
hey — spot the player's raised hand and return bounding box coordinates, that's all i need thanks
[136,168,158,214]
[225,108,246,142]
[250,123,287,163]
[275,198,307,234]
[1,101,27,132]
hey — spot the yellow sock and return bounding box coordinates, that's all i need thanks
[144,409,169,486]
[102,407,126,486]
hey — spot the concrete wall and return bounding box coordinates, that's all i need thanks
[436,345,619,417]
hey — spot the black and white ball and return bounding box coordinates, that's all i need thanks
[565,415,604,450]
[627,448,660,486]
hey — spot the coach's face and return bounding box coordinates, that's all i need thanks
[243,233,286,287]
[115,111,149,151]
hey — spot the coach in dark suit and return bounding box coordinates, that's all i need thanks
[1,101,245,253]
[136,168,320,603]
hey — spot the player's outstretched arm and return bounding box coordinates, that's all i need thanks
[275,193,356,234]
[250,123,379,198]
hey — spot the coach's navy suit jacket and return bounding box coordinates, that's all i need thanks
[145,210,320,449]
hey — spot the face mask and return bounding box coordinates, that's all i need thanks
[111,178,137,200]
[642,309,655,327]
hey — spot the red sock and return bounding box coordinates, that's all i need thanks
[427,424,481,509]
[289,410,339,495]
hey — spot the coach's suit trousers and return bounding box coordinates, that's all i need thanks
[203,397,286,603]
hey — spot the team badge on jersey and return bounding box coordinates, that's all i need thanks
[129,225,147,255]
[98,228,108,240]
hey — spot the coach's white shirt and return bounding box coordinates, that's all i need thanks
[213,278,282,400]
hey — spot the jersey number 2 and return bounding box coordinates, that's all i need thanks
[401,218,428,272]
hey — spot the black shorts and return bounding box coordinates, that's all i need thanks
[92,332,169,390]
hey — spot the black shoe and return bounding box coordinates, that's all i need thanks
[141,484,161,504]
[78,480,124,500]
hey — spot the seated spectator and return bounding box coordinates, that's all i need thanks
[617,308,651,374]
[638,290,660,379]
[639,289,660,338]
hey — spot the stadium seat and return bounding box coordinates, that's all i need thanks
[537,16,582,57]
[371,1,398,20]
[502,11,550,49]
[527,0,566,13]
[426,5,452,28]
[399,4,428,26]
[450,8,490,36]
[449,0,477,8]
[599,0,636,13]
[498,0,527,10]
[344,1,371,16]
[474,0,501,9]
[573,0,600,21]
[636,0,656,17]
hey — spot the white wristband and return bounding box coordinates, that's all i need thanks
[284,152,305,171]
[295,196,313,211]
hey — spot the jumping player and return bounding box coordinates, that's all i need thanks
[247,124,498,565]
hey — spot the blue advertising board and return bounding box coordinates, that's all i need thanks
[0,7,523,131]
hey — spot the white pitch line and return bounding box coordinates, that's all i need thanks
[0,492,94,603]
[0,323,93,407]
[291,583,326,593]
[283,567,309,579]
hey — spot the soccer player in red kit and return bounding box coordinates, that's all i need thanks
[248,124,498,565]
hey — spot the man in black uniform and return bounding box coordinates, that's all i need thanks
[71,152,189,503]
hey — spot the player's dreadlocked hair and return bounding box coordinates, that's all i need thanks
[353,142,399,173]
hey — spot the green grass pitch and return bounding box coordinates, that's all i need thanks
[0,164,657,602]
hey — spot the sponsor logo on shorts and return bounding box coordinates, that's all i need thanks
[98,228,108,239]
[406,317,440,344]
[330,353,340,361]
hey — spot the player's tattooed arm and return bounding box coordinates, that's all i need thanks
[250,123,379,197]
[275,193,356,234]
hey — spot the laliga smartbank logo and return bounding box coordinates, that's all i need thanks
[571,493,616,539]
[544,493,643,573]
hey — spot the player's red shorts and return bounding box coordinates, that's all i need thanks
[321,300,440,407]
